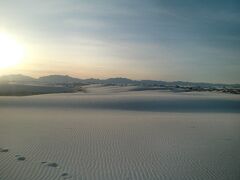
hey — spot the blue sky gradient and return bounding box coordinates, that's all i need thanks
[0,0,239,83]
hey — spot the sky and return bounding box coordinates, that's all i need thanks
[0,0,239,83]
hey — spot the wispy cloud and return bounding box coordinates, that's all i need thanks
[0,0,239,83]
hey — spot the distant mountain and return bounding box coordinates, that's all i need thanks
[103,78,135,84]
[139,80,166,86]
[0,74,36,83]
[0,74,239,88]
[38,75,81,84]
[82,78,102,84]
[0,74,239,95]
[38,76,135,85]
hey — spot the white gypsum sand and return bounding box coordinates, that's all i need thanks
[0,89,240,180]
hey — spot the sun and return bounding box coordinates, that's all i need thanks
[0,33,25,69]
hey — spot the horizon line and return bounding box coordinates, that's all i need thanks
[0,73,239,85]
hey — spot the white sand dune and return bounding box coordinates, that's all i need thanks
[0,89,240,180]
[0,90,239,113]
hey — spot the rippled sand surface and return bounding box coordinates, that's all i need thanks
[0,90,240,180]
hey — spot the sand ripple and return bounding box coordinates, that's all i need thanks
[1,109,239,180]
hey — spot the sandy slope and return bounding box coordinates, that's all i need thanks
[0,90,239,113]
[0,90,240,180]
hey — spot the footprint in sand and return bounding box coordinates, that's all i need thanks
[61,172,72,179]
[0,148,9,152]
[1,150,71,178]
[189,126,196,128]
[224,138,232,141]
[15,155,26,161]
[41,161,59,168]
[47,162,59,167]
[40,161,71,178]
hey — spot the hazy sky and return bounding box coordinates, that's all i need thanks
[0,0,239,83]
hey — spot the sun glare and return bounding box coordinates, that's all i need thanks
[0,33,25,69]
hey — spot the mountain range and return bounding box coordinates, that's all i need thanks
[0,74,239,88]
[0,74,239,96]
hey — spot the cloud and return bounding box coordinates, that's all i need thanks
[0,0,239,83]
